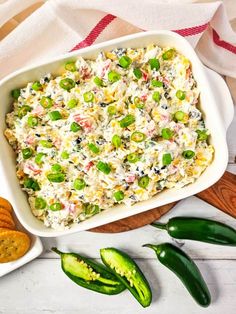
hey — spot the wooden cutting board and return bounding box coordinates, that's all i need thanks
[90,171,236,233]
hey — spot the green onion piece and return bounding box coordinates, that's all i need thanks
[17,105,32,118]
[23,178,40,191]
[84,204,100,217]
[136,103,145,109]
[119,56,132,68]
[119,114,135,128]
[39,140,53,148]
[65,61,76,72]
[11,89,20,100]
[35,197,47,210]
[162,49,175,60]
[70,122,81,132]
[22,148,33,159]
[67,99,78,109]
[47,173,65,183]
[196,129,208,141]
[138,175,150,189]
[32,81,42,91]
[131,131,146,142]
[61,151,69,159]
[83,91,94,102]
[59,78,75,91]
[151,80,163,87]
[40,96,52,109]
[182,150,195,159]
[73,178,86,190]
[108,71,121,83]
[107,105,117,116]
[94,76,103,86]
[176,90,186,100]
[133,68,142,79]
[88,143,100,154]
[35,153,46,165]
[112,134,122,148]
[113,191,124,202]
[27,116,38,127]
[23,178,33,189]
[51,164,62,173]
[149,58,160,70]
[127,153,139,163]
[152,91,161,102]
[174,111,185,121]
[49,111,62,121]
[49,203,62,211]
[96,161,111,175]
[161,128,174,140]
[134,97,145,109]
[162,153,172,166]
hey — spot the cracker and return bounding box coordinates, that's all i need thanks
[0,227,10,231]
[0,197,13,213]
[0,207,12,219]
[0,213,15,229]
[0,230,30,263]
[0,220,14,230]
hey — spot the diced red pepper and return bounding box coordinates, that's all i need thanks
[53,138,61,149]
[80,66,92,80]
[162,77,169,85]
[32,105,44,116]
[125,175,136,183]
[74,114,93,132]
[101,60,111,78]
[140,94,147,101]
[84,161,94,173]
[142,72,148,81]
[26,163,42,175]
[25,135,35,145]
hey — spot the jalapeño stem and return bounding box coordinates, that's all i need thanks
[150,222,168,230]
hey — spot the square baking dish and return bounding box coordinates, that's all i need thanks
[0,31,233,237]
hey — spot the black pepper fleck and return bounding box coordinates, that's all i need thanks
[161,104,168,110]
[76,137,83,144]
[154,167,160,174]
[99,102,108,107]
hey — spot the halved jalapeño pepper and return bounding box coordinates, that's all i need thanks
[143,243,211,307]
[100,248,152,307]
[52,248,125,295]
[151,217,236,246]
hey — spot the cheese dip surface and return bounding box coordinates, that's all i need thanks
[5,45,214,230]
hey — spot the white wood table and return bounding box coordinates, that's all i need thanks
[0,111,235,314]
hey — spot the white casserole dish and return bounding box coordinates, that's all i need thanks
[0,31,234,237]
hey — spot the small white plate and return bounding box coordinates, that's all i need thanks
[0,209,43,277]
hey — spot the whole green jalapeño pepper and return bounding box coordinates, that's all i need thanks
[100,248,152,307]
[151,217,236,246]
[52,248,125,295]
[143,243,211,307]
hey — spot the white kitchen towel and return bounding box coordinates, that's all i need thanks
[0,0,236,79]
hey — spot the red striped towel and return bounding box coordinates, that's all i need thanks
[0,0,235,78]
